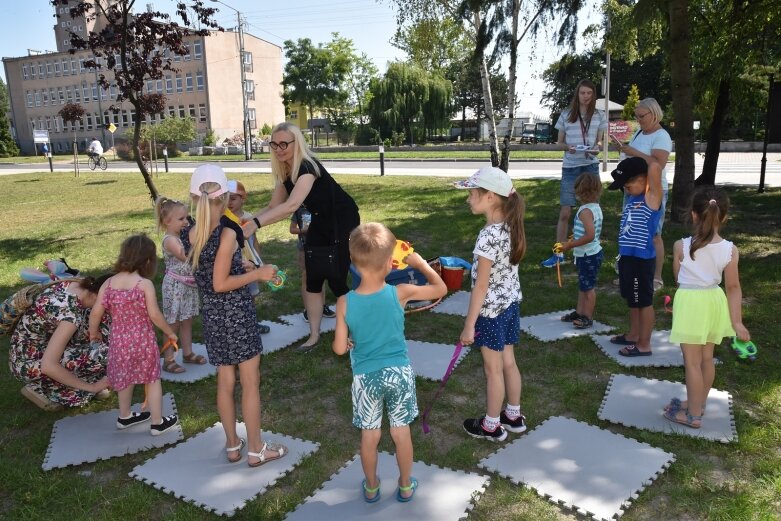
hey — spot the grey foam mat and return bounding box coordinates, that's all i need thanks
[406,340,471,381]
[130,422,319,516]
[590,331,719,367]
[278,312,336,333]
[257,320,311,353]
[479,416,675,520]
[43,393,183,470]
[430,291,470,316]
[160,343,216,383]
[598,374,737,443]
[520,310,614,341]
[285,452,489,521]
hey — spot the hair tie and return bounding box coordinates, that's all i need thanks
[708,199,717,207]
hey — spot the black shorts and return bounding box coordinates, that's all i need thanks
[618,255,655,308]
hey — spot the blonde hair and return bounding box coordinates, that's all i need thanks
[270,122,321,185]
[187,181,228,270]
[636,98,664,125]
[349,222,396,272]
[154,195,186,232]
[574,173,603,203]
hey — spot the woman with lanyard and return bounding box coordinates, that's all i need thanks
[613,97,672,291]
[542,79,608,268]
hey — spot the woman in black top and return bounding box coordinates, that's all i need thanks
[244,122,360,351]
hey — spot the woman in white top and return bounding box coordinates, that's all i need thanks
[614,98,672,290]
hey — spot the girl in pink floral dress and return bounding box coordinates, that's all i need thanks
[89,234,179,435]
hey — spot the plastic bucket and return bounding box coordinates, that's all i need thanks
[441,266,465,291]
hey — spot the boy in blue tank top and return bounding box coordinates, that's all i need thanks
[608,157,663,356]
[333,222,446,504]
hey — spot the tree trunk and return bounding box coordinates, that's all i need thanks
[667,0,695,223]
[472,11,499,165]
[500,0,521,172]
[132,104,158,202]
[696,78,730,186]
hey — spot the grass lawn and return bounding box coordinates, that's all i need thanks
[0,170,779,520]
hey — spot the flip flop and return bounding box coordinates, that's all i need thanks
[362,478,381,503]
[618,345,652,357]
[610,334,636,345]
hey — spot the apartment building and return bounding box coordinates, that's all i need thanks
[2,2,284,154]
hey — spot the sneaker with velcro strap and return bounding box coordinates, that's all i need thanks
[150,414,179,436]
[499,410,527,433]
[116,411,151,429]
[463,417,507,442]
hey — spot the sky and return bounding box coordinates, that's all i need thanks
[0,0,603,116]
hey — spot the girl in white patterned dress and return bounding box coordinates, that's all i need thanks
[155,196,203,373]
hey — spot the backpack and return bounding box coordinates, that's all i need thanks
[0,282,59,336]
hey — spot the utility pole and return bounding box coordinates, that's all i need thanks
[603,14,611,173]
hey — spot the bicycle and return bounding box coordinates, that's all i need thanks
[87,154,108,171]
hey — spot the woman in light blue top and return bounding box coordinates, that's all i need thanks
[557,173,604,329]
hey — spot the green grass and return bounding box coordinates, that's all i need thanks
[0,171,779,520]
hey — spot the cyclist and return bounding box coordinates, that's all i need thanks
[87,137,104,161]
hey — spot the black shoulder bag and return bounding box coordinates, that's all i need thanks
[304,176,340,280]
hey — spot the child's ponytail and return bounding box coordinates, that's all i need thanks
[187,182,227,270]
[689,186,730,260]
[503,190,526,264]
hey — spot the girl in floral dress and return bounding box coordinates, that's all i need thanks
[155,196,203,373]
[184,164,287,466]
[89,235,179,435]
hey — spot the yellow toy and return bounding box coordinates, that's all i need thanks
[391,240,414,270]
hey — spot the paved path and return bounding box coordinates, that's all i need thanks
[1,153,779,187]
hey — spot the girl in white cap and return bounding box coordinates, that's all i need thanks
[453,167,528,442]
[185,164,287,467]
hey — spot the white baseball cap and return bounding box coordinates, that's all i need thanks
[453,166,515,197]
[190,164,228,198]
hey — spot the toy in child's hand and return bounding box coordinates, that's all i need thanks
[267,269,286,291]
[731,337,757,362]
[161,338,179,353]
[391,240,414,270]
[552,242,565,254]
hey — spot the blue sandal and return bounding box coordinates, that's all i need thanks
[396,477,418,502]
[663,408,702,429]
[362,478,380,503]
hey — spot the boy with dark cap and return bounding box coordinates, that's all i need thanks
[608,156,663,356]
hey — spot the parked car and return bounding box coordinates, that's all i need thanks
[520,124,536,144]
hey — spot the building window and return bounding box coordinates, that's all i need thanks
[70,58,77,75]
[245,79,255,100]
[30,63,36,79]
[168,106,175,117]
[34,90,41,107]
[86,113,93,131]
[165,76,173,94]
[242,51,253,73]
[58,87,65,104]
[64,38,70,46]
[110,84,117,98]
[193,40,202,59]
[46,62,53,76]
[45,116,52,131]
[178,105,186,118]
[38,63,44,76]
[100,86,107,101]
[54,117,61,133]
[54,61,61,75]
[198,104,207,122]
[146,80,154,93]
[156,79,163,93]
[62,59,69,75]
[74,85,81,102]
[91,83,98,101]
[248,108,256,129]
[23,64,29,80]
[79,59,85,73]
[188,104,195,118]
[176,76,183,93]
[65,86,72,103]
[82,83,89,102]
[196,72,204,91]
[185,73,193,92]
[122,110,129,126]
[26,91,33,107]
[42,90,49,106]
[290,110,298,120]
[183,43,191,61]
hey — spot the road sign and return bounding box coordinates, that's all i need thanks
[108,123,117,134]
[33,129,49,143]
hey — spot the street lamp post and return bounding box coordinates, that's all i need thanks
[210,0,251,160]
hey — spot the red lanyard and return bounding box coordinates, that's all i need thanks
[578,112,591,145]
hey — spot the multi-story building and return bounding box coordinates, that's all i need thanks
[2,2,284,154]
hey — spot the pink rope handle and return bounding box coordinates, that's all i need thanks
[421,333,477,434]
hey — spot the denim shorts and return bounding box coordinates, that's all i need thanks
[475,301,520,352]
[561,163,599,206]
[575,250,604,291]
[351,365,418,429]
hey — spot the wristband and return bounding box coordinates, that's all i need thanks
[253,216,261,229]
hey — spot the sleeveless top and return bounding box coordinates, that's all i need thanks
[677,237,734,288]
[345,284,408,375]
[618,194,661,259]
[573,203,603,257]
